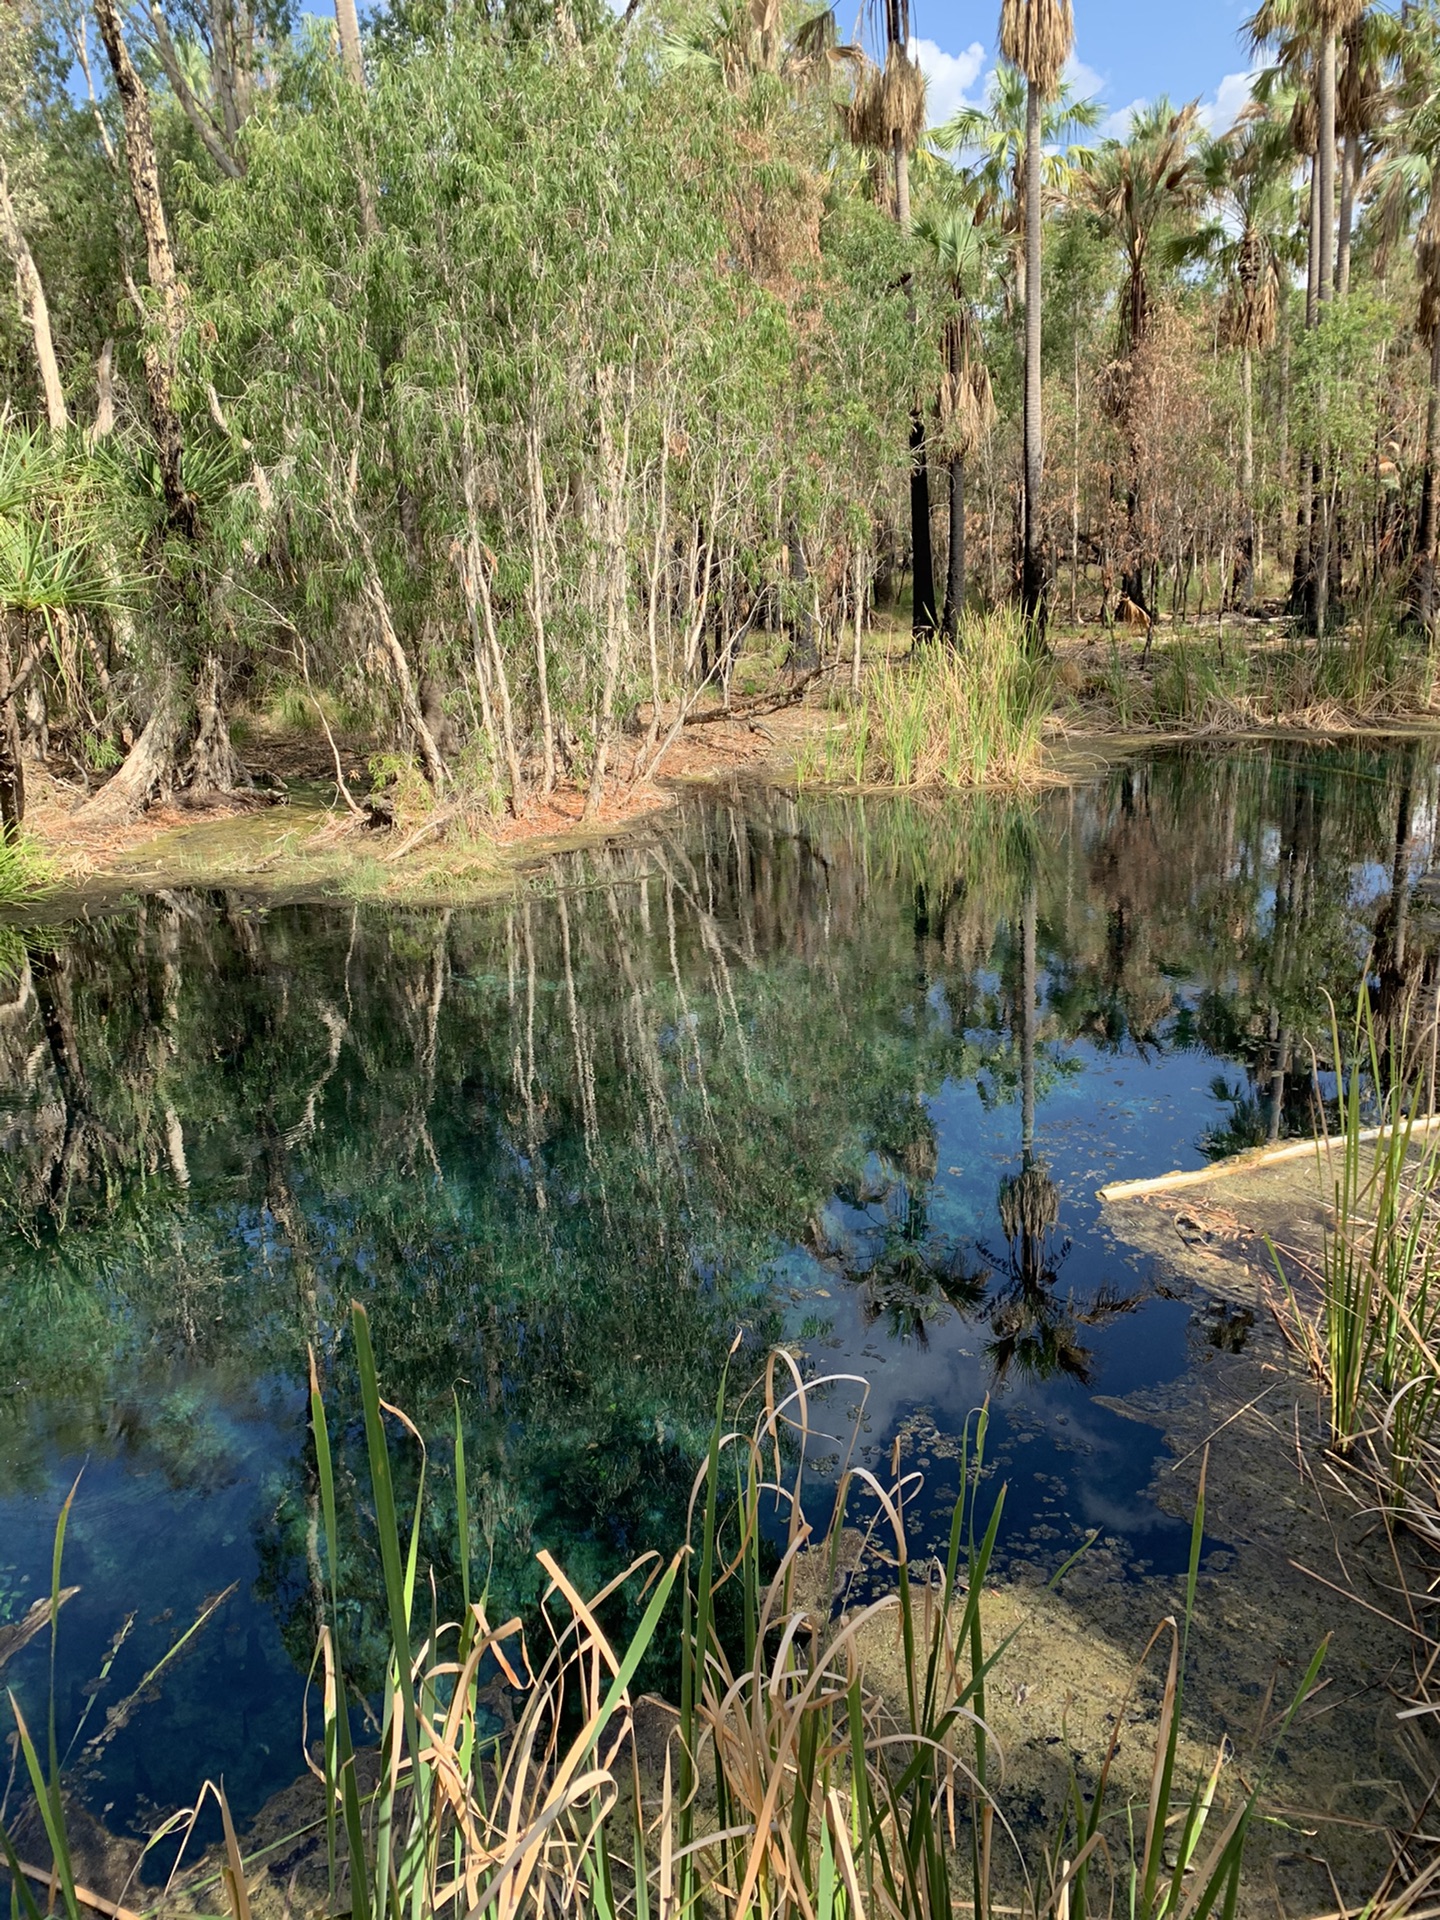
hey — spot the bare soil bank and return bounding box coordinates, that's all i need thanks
[22,650,1440,907]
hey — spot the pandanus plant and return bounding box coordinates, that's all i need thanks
[0,430,136,839]
[998,0,1074,635]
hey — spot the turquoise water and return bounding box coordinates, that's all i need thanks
[0,738,1434,1846]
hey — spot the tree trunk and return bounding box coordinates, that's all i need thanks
[942,456,965,641]
[77,681,182,819]
[93,0,193,536]
[144,0,244,179]
[1021,875,1037,1165]
[1318,41,1337,308]
[1021,77,1046,632]
[183,650,250,792]
[851,544,865,695]
[0,163,68,434]
[334,0,365,86]
[1234,345,1255,610]
[1312,35,1337,639]
[1416,326,1440,635]
[1277,305,1290,569]
[893,131,910,230]
[892,132,935,640]
[1293,164,1319,622]
[1337,133,1356,299]
[908,414,937,638]
[0,687,25,843]
[1305,155,1319,330]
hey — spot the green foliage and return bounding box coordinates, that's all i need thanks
[0,833,53,909]
[804,610,1052,789]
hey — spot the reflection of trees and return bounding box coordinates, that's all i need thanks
[1,742,1438,1686]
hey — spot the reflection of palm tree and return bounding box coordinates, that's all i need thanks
[986,1292,1091,1385]
[984,1155,1084,1381]
[858,1232,987,1346]
[998,1157,1059,1284]
[985,869,1086,1379]
[826,1115,987,1345]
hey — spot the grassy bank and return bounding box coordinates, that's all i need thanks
[800,610,1054,790]
[1,1308,1325,1920]
[1054,619,1439,735]
[1265,987,1440,1914]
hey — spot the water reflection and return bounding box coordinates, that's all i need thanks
[1,738,1438,1832]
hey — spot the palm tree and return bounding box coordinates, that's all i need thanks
[1196,116,1295,607]
[914,209,996,637]
[931,66,1100,319]
[1336,8,1398,295]
[841,0,936,635]
[1248,0,1370,637]
[997,0,1075,634]
[1373,7,1440,632]
[1078,99,1204,609]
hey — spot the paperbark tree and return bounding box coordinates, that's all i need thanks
[93,0,192,537]
[0,161,67,434]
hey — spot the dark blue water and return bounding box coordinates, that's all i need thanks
[0,738,1434,1845]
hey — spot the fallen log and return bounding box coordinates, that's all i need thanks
[1096,1113,1440,1204]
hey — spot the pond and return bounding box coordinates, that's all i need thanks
[0,737,1435,1854]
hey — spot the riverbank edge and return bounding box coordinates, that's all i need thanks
[14,709,1440,915]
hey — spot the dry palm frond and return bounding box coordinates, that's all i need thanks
[786,2,845,83]
[939,326,996,460]
[999,1159,1060,1246]
[1290,85,1317,157]
[1312,0,1366,35]
[998,0,1074,99]
[1223,224,1281,352]
[841,44,925,152]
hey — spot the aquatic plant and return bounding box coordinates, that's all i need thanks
[0,1312,1325,1920]
[1286,989,1440,1466]
[806,610,1053,791]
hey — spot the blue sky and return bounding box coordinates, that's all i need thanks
[906,0,1261,137]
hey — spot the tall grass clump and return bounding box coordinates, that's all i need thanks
[1,1316,1323,1920]
[1285,989,1440,1479]
[0,835,53,909]
[809,610,1052,790]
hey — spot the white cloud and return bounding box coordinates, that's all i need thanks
[1199,69,1258,135]
[1100,97,1147,140]
[1063,54,1107,106]
[908,36,987,130]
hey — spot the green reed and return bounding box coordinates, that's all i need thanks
[2,1320,1325,1920]
[1314,990,1440,1467]
[805,610,1052,791]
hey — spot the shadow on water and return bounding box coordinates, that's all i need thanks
[1,736,1438,1845]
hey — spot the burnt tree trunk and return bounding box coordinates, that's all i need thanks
[942,456,965,642]
[909,413,937,639]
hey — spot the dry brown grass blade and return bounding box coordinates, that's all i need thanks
[5,1861,141,1920]
[218,1784,254,1920]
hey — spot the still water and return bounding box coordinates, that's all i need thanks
[0,739,1435,1842]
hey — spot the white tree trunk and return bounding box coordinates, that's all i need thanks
[0,163,68,434]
